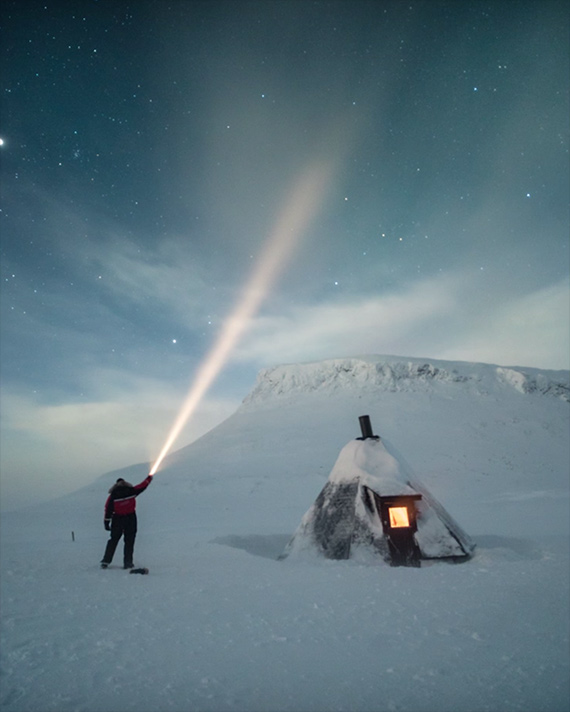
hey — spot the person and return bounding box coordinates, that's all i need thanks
[100,474,153,569]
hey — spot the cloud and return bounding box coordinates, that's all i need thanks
[234,273,570,371]
[438,277,570,370]
[96,234,216,327]
[233,274,461,365]
[3,182,225,335]
[0,375,240,511]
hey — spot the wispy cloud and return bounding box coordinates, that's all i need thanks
[94,234,217,327]
[438,277,570,370]
[234,273,570,371]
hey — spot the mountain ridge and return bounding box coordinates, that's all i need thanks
[243,355,570,404]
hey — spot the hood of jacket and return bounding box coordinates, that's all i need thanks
[108,479,133,494]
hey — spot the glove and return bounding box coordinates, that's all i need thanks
[104,519,111,531]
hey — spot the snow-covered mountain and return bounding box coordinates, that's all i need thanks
[244,355,570,402]
[2,355,569,712]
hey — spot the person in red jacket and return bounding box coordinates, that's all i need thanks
[100,474,153,569]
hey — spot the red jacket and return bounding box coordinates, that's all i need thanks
[104,475,152,520]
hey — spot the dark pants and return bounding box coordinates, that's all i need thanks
[102,513,137,567]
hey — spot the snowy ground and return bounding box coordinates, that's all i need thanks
[1,356,569,712]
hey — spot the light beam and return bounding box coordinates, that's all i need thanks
[149,161,332,475]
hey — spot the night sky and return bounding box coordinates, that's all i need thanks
[1,0,568,508]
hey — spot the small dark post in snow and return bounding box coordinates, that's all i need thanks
[358,415,378,440]
[71,531,75,542]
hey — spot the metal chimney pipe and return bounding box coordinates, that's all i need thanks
[359,415,375,439]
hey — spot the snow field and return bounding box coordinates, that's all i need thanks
[2,356,569,711]
[2,521,567,712]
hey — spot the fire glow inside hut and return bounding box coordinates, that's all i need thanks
[280,416,474,567]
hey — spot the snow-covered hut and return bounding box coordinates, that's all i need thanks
[281,416,474,566]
